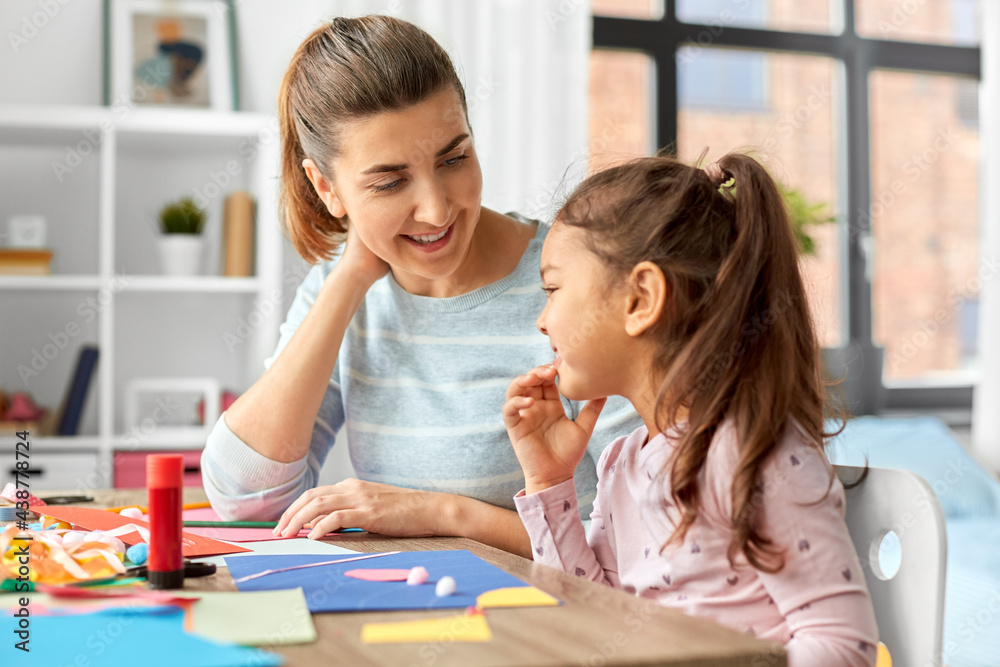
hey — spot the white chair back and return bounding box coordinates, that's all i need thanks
[835,465,948,667]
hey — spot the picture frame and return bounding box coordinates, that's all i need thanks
[103,0,239,111]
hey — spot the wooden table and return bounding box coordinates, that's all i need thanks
[76,489,786,667]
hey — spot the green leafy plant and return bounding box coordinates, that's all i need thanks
[778,183,835,256]
[159,197,206,235]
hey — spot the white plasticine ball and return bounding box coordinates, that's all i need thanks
[435,575,456,597]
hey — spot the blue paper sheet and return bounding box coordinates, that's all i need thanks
[225,549,530,612]
[1,606,282,666]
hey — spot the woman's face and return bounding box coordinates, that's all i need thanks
[319,87,483,286]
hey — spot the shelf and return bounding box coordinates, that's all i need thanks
[120,276,261,293]
[0,275,104,290]
[113,432,210,450]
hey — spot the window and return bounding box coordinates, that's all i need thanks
[591,0,982,410]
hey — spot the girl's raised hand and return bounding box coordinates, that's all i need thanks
[502,365,607,494]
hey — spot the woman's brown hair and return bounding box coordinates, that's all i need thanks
[278,15,468,263]
[559,151,836,572]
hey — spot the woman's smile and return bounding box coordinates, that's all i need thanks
[401,221,455,252]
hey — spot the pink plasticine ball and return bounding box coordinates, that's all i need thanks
[407,566,429,585]
[119,507,143,519]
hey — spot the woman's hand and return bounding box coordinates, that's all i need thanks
[338,223,390,286]
[272,478,442,539]
[502,365,607,494]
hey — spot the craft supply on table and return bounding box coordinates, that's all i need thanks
[435,575,456,597]
[407,565,429,585]
[361,609,493,644]
[146,454,184,589]
[36,506,251,558]
[13,607,282,667]
[226,549,561,613]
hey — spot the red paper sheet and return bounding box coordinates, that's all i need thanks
[140,507,310,543]
[37,506,251,558]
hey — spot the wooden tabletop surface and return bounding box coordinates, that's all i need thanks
[71,488,786,667]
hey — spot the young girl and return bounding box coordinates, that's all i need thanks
[503,153,879,666]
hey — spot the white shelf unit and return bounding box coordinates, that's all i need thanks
[0,104,282,490]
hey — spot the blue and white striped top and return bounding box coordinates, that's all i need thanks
[201,217,641,521]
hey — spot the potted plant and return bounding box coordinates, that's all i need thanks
[779,183,885,416]
[157,197,206,276]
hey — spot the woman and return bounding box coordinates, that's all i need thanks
[200,15,639,557]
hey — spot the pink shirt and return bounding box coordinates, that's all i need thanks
[514,421,879,667]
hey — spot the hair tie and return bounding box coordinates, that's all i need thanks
[704,162,730,188]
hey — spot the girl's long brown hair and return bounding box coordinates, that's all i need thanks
[559,152,836,572]
[277,15,468,263]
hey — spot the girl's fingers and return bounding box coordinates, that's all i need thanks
[575,397,608,437]
[507,367,557,395]
[502,396,533,417]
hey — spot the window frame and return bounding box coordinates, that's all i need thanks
[593,0,981,413]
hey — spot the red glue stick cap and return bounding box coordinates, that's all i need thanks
[147,454,183,489]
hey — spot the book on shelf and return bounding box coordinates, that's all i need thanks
[57,345,99,436]
[0,248,52,275]
[222,190,254,277]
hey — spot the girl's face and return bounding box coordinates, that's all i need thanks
[537,223,632,402]
[320,88,483,289]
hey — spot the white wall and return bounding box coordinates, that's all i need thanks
[973,1,1000,471]
[1,0,591,485]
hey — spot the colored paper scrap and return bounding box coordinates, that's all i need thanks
[476,586,560,608]
[361,612,492,644]
[344,568,412,582]
[193,537,358,568]
[36,506,251,558]
[143,507,308,542]
[0,606,282,666]
[0,589,315,646]
[182,589,316,646]
[225,549,558,613]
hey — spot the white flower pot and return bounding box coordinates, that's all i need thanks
[158,235,204,276]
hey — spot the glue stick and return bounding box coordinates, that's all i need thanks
[147,454,183,589]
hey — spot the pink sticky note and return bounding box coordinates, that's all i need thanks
[344,568,413,582]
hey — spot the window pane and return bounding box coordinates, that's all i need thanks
[870,71,980,382]
[678,50,843,348]
[857,0,980,45]
[677,0,835,34]
[589,49,655,172]
[592,0,664,20]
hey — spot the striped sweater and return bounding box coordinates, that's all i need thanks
[200,217,641,521]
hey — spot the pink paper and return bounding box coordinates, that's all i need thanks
[141,507,310,543]
[343,568,413,582]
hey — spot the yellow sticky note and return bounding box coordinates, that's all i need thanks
[476,586,560,609]
[361,613,492,644]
